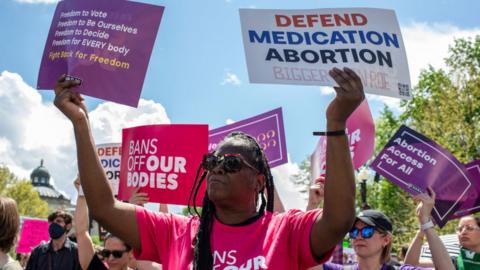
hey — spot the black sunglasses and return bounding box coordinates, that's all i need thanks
[100,249,127,259]
[202,153,258,173]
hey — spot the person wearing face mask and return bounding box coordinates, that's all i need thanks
[25,210,81,270]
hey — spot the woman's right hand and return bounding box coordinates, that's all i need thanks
[53,74,88,124]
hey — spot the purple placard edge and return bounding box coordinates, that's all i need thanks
[209,107,288,168]
[453,161,480,217]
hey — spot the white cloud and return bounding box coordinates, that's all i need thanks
[225,118,235,125]
[319,86,334,95]
[402,22,480,86]
[89,99,170,144]
[221,72,242,86]
[366,94,402,112]
[0,71,170,200]
[371,22,480,110]
[15,0,59,4]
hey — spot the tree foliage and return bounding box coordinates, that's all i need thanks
[400,37,480,163]
[369,36,480,251]
[0,165,49,218]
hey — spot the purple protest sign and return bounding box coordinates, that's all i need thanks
[37,0,164,107]
[311,100,375,180]
[209,108,288,168]
[450,160,480,219]
[371,125,472,227]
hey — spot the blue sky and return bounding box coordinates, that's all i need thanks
[1,0,479,208]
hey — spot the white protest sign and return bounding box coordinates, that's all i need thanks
[239,8,411,99]
[97,143,122,196]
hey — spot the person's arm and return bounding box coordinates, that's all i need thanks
[310,67,364,260]
[53,76,140,250]
[408,188,454,270]
[404,230,436,267]
[74,178,95,270]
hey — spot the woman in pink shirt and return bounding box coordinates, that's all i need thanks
[53,67,364,270]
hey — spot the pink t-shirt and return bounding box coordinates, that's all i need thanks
[134,207,332,270]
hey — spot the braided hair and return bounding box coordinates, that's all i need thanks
[187,132,275,270]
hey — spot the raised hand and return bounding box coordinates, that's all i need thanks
[53,75,88,124]
[128,187,149,206]
[326,67,365,128]
[414,187,436,224]
[307,177,325,210]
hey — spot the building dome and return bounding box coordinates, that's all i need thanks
[30,159,51,187]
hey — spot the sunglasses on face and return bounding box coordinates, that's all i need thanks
[202,153,258,173]
[456,225,480,233]
[100,249,127,259]
[349,226,376,239]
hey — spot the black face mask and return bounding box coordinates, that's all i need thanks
[49,223,66,240]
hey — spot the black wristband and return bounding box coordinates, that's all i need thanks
[313,130,346,136]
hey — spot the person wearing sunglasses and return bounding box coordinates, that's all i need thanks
[53,67,363,269]
[322,189,454,270]
[404,214,480,270]
[74,178,134,270]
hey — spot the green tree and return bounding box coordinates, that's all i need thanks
[400,37,480,163]
[0,165,49,218]
[370,36,480,250]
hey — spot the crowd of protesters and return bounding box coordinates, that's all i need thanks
[0,69,478,270]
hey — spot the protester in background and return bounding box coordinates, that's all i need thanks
[54,67,363,269]
[126,188,163,270]
[405,215,480,269]
[307,177,344,269]
[25,209,80,270]
[321,188,455,270]
[0,196,22,270]
[74,178,134,270]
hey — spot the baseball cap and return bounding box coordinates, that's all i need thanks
[356,210,393,232]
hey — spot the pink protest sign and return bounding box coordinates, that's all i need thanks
[311,100,375,180]
[118,125,208,205]
[37,0,164,107]
[451,160,480,219]
[209,108,288,168]
[16,218,50,253]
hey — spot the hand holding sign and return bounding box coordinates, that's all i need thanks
[327,67,365,127]
[414,187,436,224]
[128,187,149,206]
[54,74,88,124]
